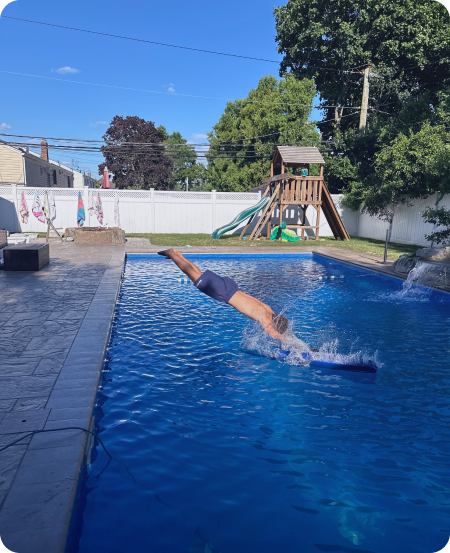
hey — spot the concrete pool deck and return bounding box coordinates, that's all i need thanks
[0,238,423,552]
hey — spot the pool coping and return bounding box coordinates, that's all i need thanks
[0,249,125,553]
[2,245,446,553]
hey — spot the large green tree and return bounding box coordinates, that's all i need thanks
[207,74,319,192]
[343,121,450,220]
[274,0,450,136]
[157,126,208,191]
[274,0,450,221]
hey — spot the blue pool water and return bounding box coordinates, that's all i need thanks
[71,254,450,553]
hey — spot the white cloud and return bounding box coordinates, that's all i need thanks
[89,121,109,127]
[167,87,175,93]
[54,66,80,75]
[192,133,208,142]
[0,123,12,131]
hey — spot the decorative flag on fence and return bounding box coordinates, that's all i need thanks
[77,191,85,227]
[95,192,103,224]
[43,192,50,221]
[49,191,56,221]
[114,191,120,228]
[19,191,29,224]
[32,191,45,223]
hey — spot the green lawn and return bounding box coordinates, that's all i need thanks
[126,233,420,260]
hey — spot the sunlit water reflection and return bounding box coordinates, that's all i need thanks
[71,254,450,553]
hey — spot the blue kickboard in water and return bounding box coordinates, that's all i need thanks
[277,350,377,373]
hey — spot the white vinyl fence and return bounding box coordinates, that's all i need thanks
[357,192,450,246]
[0,185,263,235]
[0,183,448,246]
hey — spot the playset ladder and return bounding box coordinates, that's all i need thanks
[249,183,281,240]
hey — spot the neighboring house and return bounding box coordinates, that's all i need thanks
[0,140,94,188]
[73,171,95,189]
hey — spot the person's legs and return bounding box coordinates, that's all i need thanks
[158,248,202,282]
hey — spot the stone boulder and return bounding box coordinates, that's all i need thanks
[393,254,418,275]
[65,227,126,244]
[415,246,450,261]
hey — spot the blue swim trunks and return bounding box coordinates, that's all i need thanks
[194,270,239,304]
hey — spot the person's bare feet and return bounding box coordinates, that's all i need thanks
[157,248,174,258]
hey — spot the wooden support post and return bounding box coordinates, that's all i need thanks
[46,219,64,243]
[279,201,283,240]
[240,213,255,239]
[315,205,321,241]
[301,206,306,239]
[270,161,274,178]
[359,65,371,134]
[240,186,270,240]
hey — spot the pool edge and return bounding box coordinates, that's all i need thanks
[0,250,125,553]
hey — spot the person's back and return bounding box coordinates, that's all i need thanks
[158,248,309,346]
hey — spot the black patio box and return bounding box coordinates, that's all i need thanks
[4,244,50,271]
[0,230,7,250]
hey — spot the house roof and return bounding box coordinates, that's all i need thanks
[273,146,325,166]
[0,140,78,175]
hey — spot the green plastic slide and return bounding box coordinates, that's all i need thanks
[211,196,270,239]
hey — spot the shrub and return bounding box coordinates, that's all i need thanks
[422,206,450,245]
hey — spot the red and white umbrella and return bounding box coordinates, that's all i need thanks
[103,166,110,189]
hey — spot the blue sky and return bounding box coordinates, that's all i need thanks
[0,0,321,176]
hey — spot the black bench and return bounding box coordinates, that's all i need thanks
[4,243,50,271]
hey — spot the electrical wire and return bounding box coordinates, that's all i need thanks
[0,132,340,148]
[2,15,283,64]
[2,15,372,74]
[0,70,365,110]
[0,427,193,518]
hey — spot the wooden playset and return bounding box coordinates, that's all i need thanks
[240,147,350,241]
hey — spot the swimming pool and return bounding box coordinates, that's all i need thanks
[70,254,450,553]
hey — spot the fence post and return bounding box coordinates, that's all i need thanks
[85,186,91,226]
[150,188,155,233]
[211,190,216,232]
[82,187,89,227]
[11,183,19,231]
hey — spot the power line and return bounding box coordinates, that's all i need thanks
[0,70,365,110]
[1,132,338,148]
[2,15,283,63]
[2,15,367,73]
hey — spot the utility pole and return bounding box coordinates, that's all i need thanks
[185,177,189,192]
[359,64,371,133]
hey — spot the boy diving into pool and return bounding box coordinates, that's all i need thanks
[158,248,311,350]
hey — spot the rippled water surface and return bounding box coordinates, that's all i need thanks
[72,254,450,553]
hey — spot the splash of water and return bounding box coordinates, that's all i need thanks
[398,261,433,297]
[241,326,380,369]
[368,261,434,303]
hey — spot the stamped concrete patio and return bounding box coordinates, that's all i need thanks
[0,239,405,553]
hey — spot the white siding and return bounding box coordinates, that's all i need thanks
[0,145,25,183]
[73,172,95,188]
